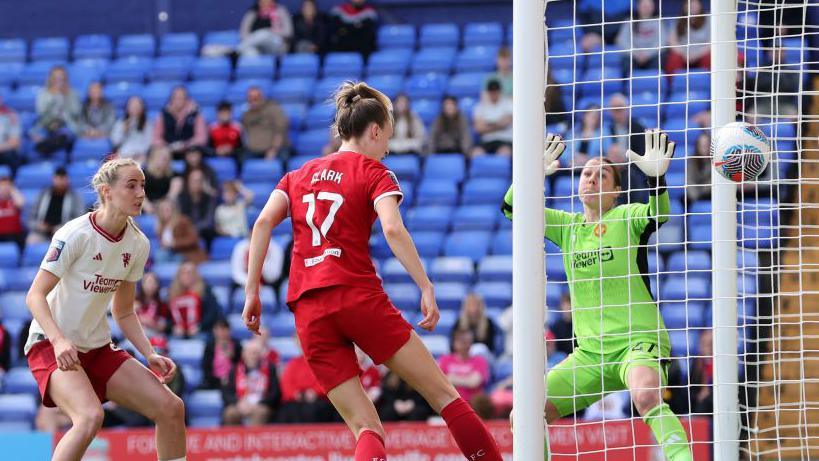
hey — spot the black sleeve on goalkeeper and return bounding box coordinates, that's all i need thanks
[647,175,667,195]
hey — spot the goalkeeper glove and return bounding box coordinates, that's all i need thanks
[626,129,676,178]
[543,133,566,177]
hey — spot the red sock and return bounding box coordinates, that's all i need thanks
[441,398,503,461]
[355,430,386,461]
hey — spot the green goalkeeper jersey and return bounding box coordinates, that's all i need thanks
[502,182,671,355]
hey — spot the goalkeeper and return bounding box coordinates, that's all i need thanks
[503,130,692,461]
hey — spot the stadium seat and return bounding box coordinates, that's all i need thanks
[384,283,421,311]
[366,50,412,76]
[436,282,470,310]
[312,76,353,103]
[411,231,446,258]
[444,231,491,262]
[235,55,276,80]
[323,52,364,78]
[668,330,701,357]
[286,154,316,171]
[72,138,111,162]
[377,25,416,50]
[104,57,151,84]
[422,335,450,357]
[203,30,241,49]
[69,58,108,88]
[478,255,512,282]
[15,162,54,189]
[474,281,512,309]
[191,57,232,81]
[667,250,711,278]
[6,85,37,112]
[230,285,276,313]
[434,310,458,336]
[0,62,22,86]
[210,236,241,261]
[455,46,499,73]
[411,47,456,74]
[364,75,404,99]
[660,275,711,302]
[461,178,507,205]
[0,241,19,267]
[463,22,503,47]
[383,155,420,183]
[403,73,447,101]
[134,214,157,239]
[270,78,314,104]
[205,157,237,184]
[423,154,465,182]
[141,81,175,110]
[0,292,31,321]
[415,180,458,206]
[451,205,499,231]
[181,365,202,393]
[187,80,228,106]
[0,39,26,62]
[148,55,192,81]
[116,34,156,58]
[168,338,205,367]
[73,34,113,60]
[446,72,485,99]
[302,103,335,130]
[18,61,63,87]
[266,312,296,337]
[405,206,453,232]
[103,81,143,107]
[195,262,232,287]
[187,390,223,418]
[383,257,423,283]
[241,158,283,184]
[490,230,512,255]
[31,37,69,61]
[227,313,254,340]
[1,267,38,291]
[268,337,301,362]
[420,23,459,48]
[294,129,328,156]
[661,302,707,329]
[0,394,37,422]
[279,53,320,79]
[430,256,475,283]
[3,367,39,395]
[280,103,307,129]
[159,32,199,57]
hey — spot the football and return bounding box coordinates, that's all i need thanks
[711,121,772,182]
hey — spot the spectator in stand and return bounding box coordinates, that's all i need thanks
[134,272,170,336]
[544,71,569,126]
[483,47,512,97]
[388,94,425,155]
[241,86,289,160]
[578,0,631,44]
[292,0,329,54]
[0,94,21,174]
[604,93,648,203]
[428,96,473,154]
[215,180,254,238]
[751,44,801,117]
[615,0,662,70]
[0,175,25,250]
[142,146,181,213]
[253,325,281,367]
[177,168,218,244]
[222,339,281,426]
[181,147,219,193]
[30,66,80,156]
[452,293,499,355]
[665,0,711,74]
[438,328,491,404]
[689,329,713,415]
[155,199,208,263]
[26,167,85,244]
[78,82,115,140]
[152,86,208,159]
[209,101,243,160]
[551,293,574,357]
[231,236,285,288]
[686,132,712,203]
[168,261,222,338]
[0,320,10,376]
[572,104,604,168]
[111,96,153,163]
[238,0,294,57]
[378,370,433,422]
[471,79,513,156]
[328,0,378,58]
[202,319,243,389]
[277,337,336,423]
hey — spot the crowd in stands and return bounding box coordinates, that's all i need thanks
[0,0,802,431]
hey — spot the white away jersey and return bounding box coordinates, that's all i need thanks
[25,212,150,354]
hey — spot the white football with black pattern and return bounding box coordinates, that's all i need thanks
[711,121,771,182]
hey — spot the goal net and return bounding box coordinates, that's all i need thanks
[539,0,818,459]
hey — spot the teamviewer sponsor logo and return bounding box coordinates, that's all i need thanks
[83,274,122,293]
[304,248,342,267]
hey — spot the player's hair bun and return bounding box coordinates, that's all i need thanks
[333,82,393,142]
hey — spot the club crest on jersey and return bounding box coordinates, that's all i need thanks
[593,224,607,237]
[45,240,65,262]
[122,252,131,268]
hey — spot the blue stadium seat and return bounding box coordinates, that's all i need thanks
[0,394,37,422]
[229,285,276,313]
[382,257,426,283]
[168,338,205,367]
[191,57,232,81]
[365,75,404,99]
[664,91,709,121]
[141,81,174,110]
[279,103,306,130]
[420,23,459,48]
[104,57,151,84]
[446,72,485,99]
[377,25,416,50]
[405,206,453,232]
[16,162,55,189]
[444,231,491,262]
[435,310,458,336]
[383,155,420,183]
[384,283,421,311]
[667,250,711,278]
[186,80,228,106]
[739,199,779,249]
[235,55,276,80]
[490,230,511,255]
[226,78,271,104]
[133,213,157,239]
[313,76,354,103]
[5,85,37,112]
[422,335,450,357]
[3,366,38,395]
[415,180,458,206]
[203,30,240,49]
[423,154,465,182]
[160,32,199,57]
[302,103,335,130]
[279,53,320,79]
[668,330,701,357]
[210,236,241,261]
[0,292,30,321]
[436,282,470,310]
[411,231,446,258]
[411,47,456,74]
[206,157,238,184]
[323,52,364,78]
[18,61,63,87]
[241,159,283,184]
[463,22,503,47]
[474,281,511,309]
[69,59,107,91]
[265,312,295,337]
[270,78,314,104]
[451,205,498,231]
[455,46,498,73]
[469,155,511,179]
[227,313,254,340]
[116,34,156,58]
[31,37,69,61]
[1,267,37,291]
[671,71,710,95]
[72,138,111,162]
[366,50,412,76]
[0,39,26,62]
[478,255,511,282]
[187,389,223,418]
[630,92,661,126]
[660,275,711,302]
[197,261,233,287]
[411,99,438,126]
[103,81,143,107]
[0,241,19,266]
[461,178,507,205]
[286,154,317,171]
[73,34,113,60]
[0,62,22,86]
[148,56,192,82]
[403,73,447,101]
[21,243,48,267]
[430,256,474,283]
[294,129,328,156]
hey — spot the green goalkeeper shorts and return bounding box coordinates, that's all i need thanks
[546,341,671,417]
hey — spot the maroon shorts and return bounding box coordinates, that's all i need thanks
[292,285,413,393]
[27,340,132,407]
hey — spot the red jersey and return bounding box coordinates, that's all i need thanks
[275,151,402,307]
[209,121,242,149]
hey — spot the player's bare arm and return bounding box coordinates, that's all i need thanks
[26,269,79,371]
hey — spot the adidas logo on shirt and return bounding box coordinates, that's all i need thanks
[93,253,103,261]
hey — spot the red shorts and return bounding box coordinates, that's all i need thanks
[292,285,413,393]
[27,340,132,408]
